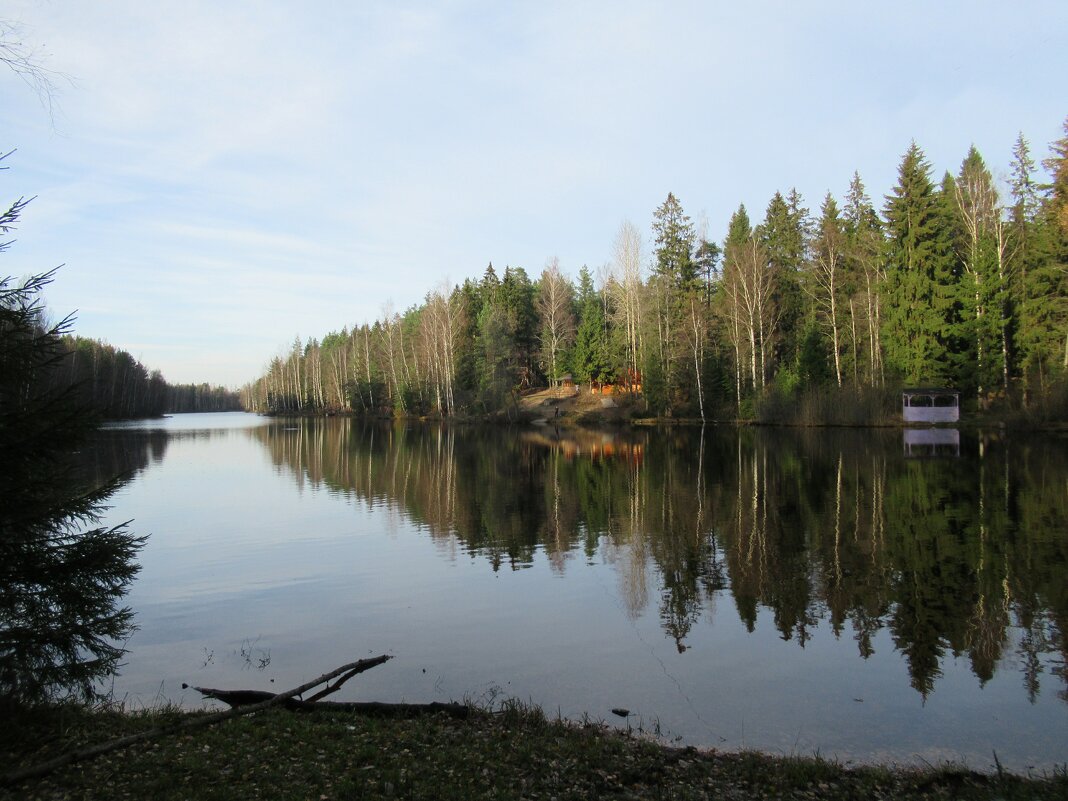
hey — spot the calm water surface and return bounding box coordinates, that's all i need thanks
[93,413,1068,771]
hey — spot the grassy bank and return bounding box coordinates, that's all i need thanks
[3,703,1065,800]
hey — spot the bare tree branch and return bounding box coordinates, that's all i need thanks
[1,19,71,123]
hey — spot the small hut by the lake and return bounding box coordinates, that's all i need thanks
[901,388,960,424]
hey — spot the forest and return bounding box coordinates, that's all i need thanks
[49,330,239,418]
[243,120,1068,424]
[59,333,242,418]
[1,306,240,420]
[1,272,240,421]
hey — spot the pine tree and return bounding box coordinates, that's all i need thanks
[693,238,721,307]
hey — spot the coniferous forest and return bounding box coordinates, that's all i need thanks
[243,122,1068,424]
[59,334,242,418]
[0,275,240,421]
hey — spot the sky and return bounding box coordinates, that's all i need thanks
[2,1,1065,388]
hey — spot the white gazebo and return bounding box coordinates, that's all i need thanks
[902,388,960,424]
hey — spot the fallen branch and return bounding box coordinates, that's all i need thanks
[191,688,471,719]
[1,654,392,787]
[305,662,369,702]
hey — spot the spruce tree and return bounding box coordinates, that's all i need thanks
[453,278,484,399]
[726,203,752,248]
[649,193,698,411]
[1045,116,1068,236]
[1011,132,1062,397]
[651,192,696,288]
[931,170,970,390]
[500,266,539,383]
[758,190,808,372]
[882,143,948,385]
[1010,133,1041,225]
[1033,117,1068,389]
[1,189,143,704]
[570,267,610,387]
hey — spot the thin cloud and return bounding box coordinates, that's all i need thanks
[4,0,1065,386]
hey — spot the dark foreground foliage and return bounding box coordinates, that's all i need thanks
[0,267,144,706]
[2,703,1065,800]
[3,164,154,707]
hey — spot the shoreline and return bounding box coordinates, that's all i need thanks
[3,702,1065,800]
[255,407,1068,433]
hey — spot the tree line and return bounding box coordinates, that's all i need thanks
[53,335,242,418]
[1,277,240,421]
[244,119,1068,421]
[0,275,241,421]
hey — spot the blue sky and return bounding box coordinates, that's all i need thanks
[3,1,1065,387]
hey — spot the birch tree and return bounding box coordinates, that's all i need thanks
[808,193,847,386]
[844,172,885,386]
[421,284,462,414]
[717,205,753,412]
[955,147,1010,402]
[610,221,644,383]
[535,258,575,386]
[685,294,708,420]
[722,236,775,392]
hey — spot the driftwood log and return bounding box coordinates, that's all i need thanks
[192,687,471,719]
[189,654,471,719]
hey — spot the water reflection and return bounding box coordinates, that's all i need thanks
[903,427,961,458]
[249,420,1068,704]
[0,429,159,704]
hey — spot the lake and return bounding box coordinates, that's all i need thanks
[91,413,1067,772]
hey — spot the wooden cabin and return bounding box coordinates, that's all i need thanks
[902,388,960,424]
[620,368,642,394]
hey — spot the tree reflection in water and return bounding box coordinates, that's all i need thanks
[1,274,159,706]
[251,419,1068,703]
